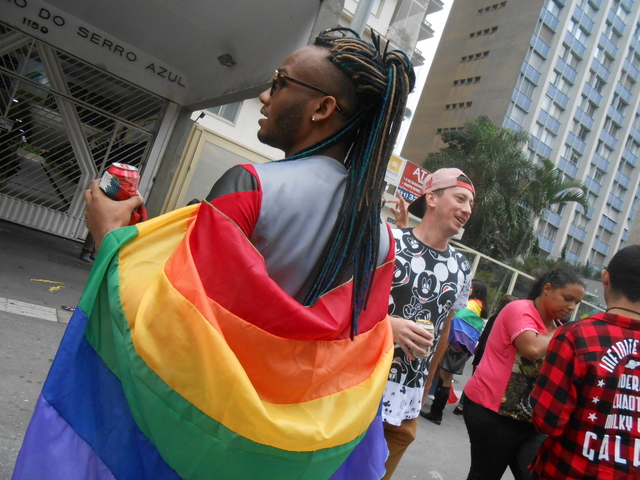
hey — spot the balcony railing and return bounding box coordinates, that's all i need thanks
[615,171,631,188]
[547,84,569,109]
[592,152,610,172]
[537,234,555,253]
[583,82,602,106]
[539,110,561,134]
[566,251,580,263]
[615,82,632,103]
[600,32,619,59]
[531,35,551,58]
[566,31,587,57]
[559,156,579,177]
[575,107,595,130]
[631,36,640,56]
[622,148,638,167]
[541,7,560,31]
[607,9,626,34]
[544,210,563,227]
[521,62,541,85]
[567,132,587,154]
[575,5,595,33]
[623,58,639,80]
[600,129,618,150]
[591,58,611,82]
[557,57,578,83]
[529,136,553,158]
[585,175,603,194]
[608,105,625,127]
[512,90,532,112]
[503,117,524,131]
[593,238,609,255]
[600,214,617,232]
[608,192,624,211]
[569,224,587,242]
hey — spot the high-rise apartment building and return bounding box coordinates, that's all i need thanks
[402,0,640,268]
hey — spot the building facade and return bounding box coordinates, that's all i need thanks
[402,0,640,268]
[166,0,445,212]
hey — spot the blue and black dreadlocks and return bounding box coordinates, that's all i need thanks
[282,28,415,339]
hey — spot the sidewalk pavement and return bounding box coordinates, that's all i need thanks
[0,219,513,480]
[0,219,90,479]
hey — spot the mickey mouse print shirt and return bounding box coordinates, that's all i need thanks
[383,228,471,426]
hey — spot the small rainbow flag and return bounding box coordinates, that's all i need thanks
[449,299,485,354]
[13,202,394,480]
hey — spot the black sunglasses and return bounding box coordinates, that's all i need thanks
[320,27,361,39]
[270,70,342,113]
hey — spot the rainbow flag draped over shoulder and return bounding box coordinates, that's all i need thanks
[13,202,395,480]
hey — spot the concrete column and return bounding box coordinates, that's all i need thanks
[144,107,194,218]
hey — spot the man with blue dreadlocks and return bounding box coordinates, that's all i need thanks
[25,28,416,480]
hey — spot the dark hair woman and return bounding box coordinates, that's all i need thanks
[462,268,585,480]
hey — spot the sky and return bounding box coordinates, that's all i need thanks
[394,0,453,154]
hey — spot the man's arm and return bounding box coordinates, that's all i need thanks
[422,308,455,401]
[531,329,578,437]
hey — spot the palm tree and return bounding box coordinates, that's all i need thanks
[523,157,589,216]
[503,157,589,271]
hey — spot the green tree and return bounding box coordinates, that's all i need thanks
[423,116,589,262]
[524,157,588,216]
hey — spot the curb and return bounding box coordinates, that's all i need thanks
[0,297,73,324]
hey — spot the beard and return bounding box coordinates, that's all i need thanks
[257,99,307,154]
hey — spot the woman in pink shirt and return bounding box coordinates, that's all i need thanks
[462,268,585,480]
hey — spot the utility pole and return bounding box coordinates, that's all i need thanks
[350,0,375,35]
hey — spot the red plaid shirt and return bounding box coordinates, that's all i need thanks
[531,312,640,479]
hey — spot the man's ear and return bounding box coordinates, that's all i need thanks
[312,96,340,121]
[601,269,610,289]
[425,191,438,209]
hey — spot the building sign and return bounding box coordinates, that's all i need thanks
[385,154,403,184]
[397,160,429,202]
[1,0,188,103]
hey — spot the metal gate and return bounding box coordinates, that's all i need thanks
[0,23,168,239]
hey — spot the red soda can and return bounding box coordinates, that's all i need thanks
[99,163,140,200]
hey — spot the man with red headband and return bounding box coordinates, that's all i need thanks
[382,168,476,478]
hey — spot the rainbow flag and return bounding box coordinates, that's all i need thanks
[13,202,394,480]
[449,299,485,354]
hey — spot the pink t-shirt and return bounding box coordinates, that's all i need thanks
[464,299,547,413]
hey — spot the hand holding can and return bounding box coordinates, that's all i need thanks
[408,319,434,359]
[99,163,147,225]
